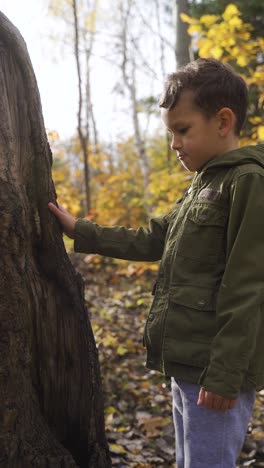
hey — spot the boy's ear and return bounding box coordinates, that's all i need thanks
[217,107,236,136]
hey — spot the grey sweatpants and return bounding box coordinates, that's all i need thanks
[171,378,255,468]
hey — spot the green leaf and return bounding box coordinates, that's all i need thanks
[117,345,128,356]
[109,443,127,454]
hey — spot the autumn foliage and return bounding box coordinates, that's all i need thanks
[181,3,264,147]
[50,4,264,235]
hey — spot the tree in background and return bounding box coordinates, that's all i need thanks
[174,0,192,67]
[48,0,190,222]
[48,131,83,216]
[116,0,151,210]
[49,0,99,215]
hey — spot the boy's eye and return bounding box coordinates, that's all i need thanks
[178,127,189,135]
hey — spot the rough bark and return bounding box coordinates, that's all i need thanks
[0,12,111,468]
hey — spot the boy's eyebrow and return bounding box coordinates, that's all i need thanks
[173,119,189,126]
[167,120,189,130]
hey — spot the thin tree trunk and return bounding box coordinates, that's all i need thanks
[85,46,98,151]
[130,60,150,189]
[120,0,150,209]
[86,66,98,150]
[73,0,91,214]
[0,11,111,467]
[173,0,191,68]
[154,0,172,173]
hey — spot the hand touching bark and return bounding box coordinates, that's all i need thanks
[198,388,237,412]
[48,203,76,239]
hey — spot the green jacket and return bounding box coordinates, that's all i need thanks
[74,145,264,399]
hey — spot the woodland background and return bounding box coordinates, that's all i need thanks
[32,0,264,466]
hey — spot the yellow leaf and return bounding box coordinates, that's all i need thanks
[198,49,208,58]
[229,16,242,28]
[113,291,122,300]
[237,55,248,67]
[109,444,127,455]
[257,126,264,141]
[84,10,97,33]
[249,117,262,125]
[200,14,219,26]
[117,345,128,356]
[240,32,250,41]
[180,12,198,24]
[137,298,145,306]
[188,24,202,34]
[105,406,116,415]
[211,46,223,59]
[223,4,240,21]
[230,46,240,58]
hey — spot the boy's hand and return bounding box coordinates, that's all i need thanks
[197,388,237,412]
[48,202,76,239]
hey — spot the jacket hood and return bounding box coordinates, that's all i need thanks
[201,144,264,172]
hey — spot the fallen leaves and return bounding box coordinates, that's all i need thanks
[70,253,264,468]
[138,416,171,438]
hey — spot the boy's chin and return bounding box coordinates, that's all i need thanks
[180,160,197,173]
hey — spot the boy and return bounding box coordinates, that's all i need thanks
[48,58,264,468]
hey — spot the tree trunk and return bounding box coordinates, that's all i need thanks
[130,60,150,190]
[173,0,192,68]
[154,0,172,172]
[0,12,111,468]
[73,0,91,215]
[119,0,151,212]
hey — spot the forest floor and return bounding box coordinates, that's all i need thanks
[70,253,264,468]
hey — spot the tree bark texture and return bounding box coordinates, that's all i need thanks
[0,12,111,468]
[174,0,191,68]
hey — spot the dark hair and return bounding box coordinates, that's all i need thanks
[159,58,248,135]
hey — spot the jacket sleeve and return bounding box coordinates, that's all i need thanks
[199,171,264,398]
[74,214,171,261]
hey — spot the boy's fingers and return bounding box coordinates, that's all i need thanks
[48,202,58,213]
[57,204,68,213]
[197,388,205,406]
[219,399,230,412]
[48,202,75,239]
[204,392,214,410]
[48,202,65,217]
[210,394,223,410]
[48,203,70,217]
[200,390,237,412]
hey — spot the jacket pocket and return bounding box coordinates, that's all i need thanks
[164,284,218,353]
[161,284,218,367]
[177,203,228,263]
[169,283,218,311]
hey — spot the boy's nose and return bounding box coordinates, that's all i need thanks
[171,135,182,151]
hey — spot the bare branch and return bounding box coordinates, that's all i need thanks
[134,3,174,52]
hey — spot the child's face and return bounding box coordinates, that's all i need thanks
[161,91,224,172]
